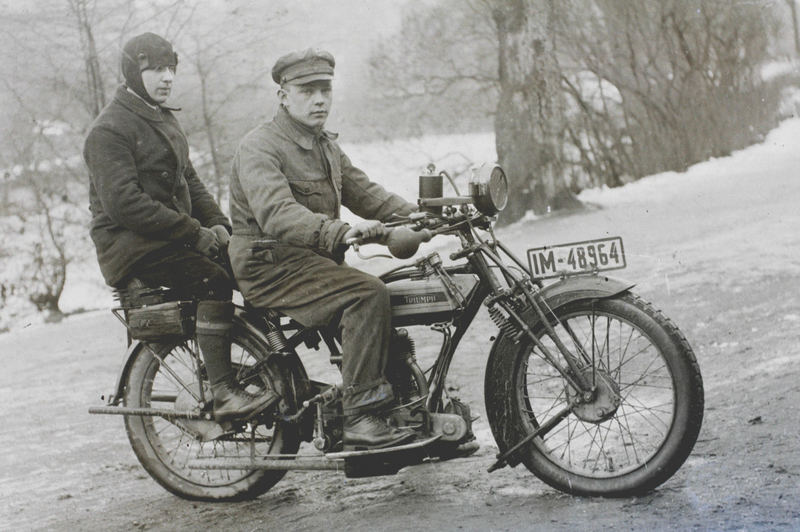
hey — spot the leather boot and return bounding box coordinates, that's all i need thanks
[210,379,278,422]
[196,300,277,422]
[343,414,416,449]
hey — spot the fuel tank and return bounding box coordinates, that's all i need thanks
[388,274,479,326]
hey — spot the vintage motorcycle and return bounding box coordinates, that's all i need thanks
[89,164,704,501]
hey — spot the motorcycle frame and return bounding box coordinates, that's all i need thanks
[100,212,632,425]
[377,214,586,412]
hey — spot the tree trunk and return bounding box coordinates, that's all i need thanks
[491,0,577,225]
[788,0,800,57]
[69,0,106,117]
[198,70,225,205]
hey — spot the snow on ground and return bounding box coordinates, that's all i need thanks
[577,117,800,208]
[575,117,800,289]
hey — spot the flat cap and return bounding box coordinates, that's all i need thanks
[272,48,335,85]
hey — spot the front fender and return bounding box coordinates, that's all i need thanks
[483,274,636,465]
[487,273,636,365]
[536,274,635,310]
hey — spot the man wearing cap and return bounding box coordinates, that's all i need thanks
[83,32,275,424]
[228,48,418,450]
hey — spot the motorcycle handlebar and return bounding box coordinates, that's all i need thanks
[345,226,433,259]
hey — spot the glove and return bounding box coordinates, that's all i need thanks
[343,220,387,245]
[210,224,230,247]
[193,227,220,257]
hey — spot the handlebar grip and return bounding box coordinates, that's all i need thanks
[386,227,432,259]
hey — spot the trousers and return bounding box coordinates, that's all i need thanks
[118,244,233,301]
[229,236,393,416]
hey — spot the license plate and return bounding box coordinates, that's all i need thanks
[527,237,626,279]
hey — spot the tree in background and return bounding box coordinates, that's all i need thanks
[178,4,287,204]
[0,0,286,324]
[368,0,789,224]
[490,0,577,221]
[367,0,498,140]
[558,0,782,182]
[787,0,800,57]
[368,0,576,223]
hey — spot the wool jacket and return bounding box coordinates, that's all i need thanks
[84,85,230,286]
[229,106,415,255]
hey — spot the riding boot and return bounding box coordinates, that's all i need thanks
[343,414,416,449]
[196,300,276,422]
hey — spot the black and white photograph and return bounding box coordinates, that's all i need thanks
[1,0,799,530]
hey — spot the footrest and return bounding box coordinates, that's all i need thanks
[324,435,441,459]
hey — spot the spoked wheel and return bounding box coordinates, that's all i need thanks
[486,293,703,496]
[123,320,299,501]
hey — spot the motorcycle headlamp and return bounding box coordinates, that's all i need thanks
[469,163,508,215]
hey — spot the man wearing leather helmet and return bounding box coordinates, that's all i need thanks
[228,48,418,450]
[83,32,275,424]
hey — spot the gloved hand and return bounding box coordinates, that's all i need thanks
[343,220,387,245]
[193,226,220,257]
[210,224,230,247]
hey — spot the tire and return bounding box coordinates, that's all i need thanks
[123,320,300,501]
[485,293,704,497]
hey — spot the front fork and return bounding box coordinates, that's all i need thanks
[469,248,603,472]
[470,246,595,399]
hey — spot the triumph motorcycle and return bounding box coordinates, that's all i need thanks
[89,164,704,501]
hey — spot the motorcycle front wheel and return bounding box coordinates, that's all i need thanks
[123,321,299,501]
[486,292,704,497]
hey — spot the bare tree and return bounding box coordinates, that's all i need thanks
[178,4,287,204]
[366,0,499,139]
[0,0,195,321]
[368,0,577,222]
[68,0,106,117]
[367,0,785,224]
[488,0,579,222]
[557,0,780,181]
[787,0,800,56]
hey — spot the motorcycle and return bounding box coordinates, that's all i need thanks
[89,163,704,501]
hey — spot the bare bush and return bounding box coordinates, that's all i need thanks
[557,0,783,184]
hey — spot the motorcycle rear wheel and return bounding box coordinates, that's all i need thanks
[123,322,299,501]
[486,293,704,496]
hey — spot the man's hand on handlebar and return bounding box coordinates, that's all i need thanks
[343,220,388,245]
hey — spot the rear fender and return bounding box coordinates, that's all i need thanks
[107,340,145,406]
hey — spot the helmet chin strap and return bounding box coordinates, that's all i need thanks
[127,72,160,106]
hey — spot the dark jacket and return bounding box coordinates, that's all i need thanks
[229,106,415,253]
[84,85,230,286]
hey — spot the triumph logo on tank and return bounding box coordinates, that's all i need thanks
[391,293,448,305]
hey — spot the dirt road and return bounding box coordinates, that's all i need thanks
[2,125,800,530]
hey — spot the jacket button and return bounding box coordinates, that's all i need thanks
[161,171,169,178]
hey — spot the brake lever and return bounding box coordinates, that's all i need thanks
[344,237,393,260]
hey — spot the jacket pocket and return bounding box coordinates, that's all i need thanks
[288,179,335,216]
